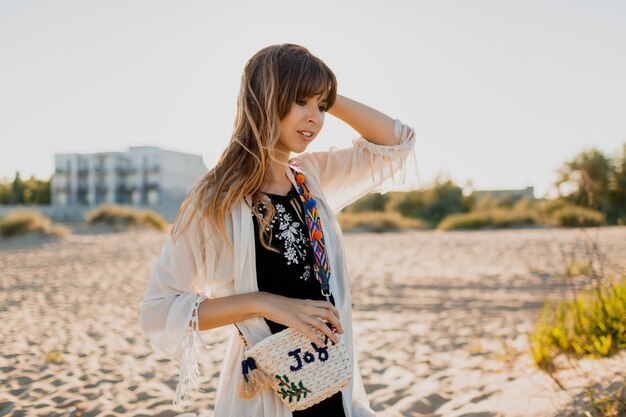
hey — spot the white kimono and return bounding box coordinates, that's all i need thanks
[139,119,416,417]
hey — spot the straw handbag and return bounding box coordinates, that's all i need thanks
[235,160,353,410]
[236,325,352,410]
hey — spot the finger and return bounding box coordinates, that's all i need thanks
[307,316,339,345]
[326,302,340,319]
[303,316,334,345]
[310,307,344,334]
[308,299,336,312]
[307,301,340,321]
[300,322,325,346]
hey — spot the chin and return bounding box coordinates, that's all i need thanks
[290,143,310,154]
[297,145,311,154]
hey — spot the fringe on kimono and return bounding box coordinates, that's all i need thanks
[173,293,211,407]
[351,119,418,192]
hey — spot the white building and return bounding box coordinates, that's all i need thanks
[52,146,206,219]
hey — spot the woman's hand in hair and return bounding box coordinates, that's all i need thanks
[257,292,344,346]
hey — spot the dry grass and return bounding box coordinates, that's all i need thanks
[437,208,539,231]
[0,209,68,238]
[550,206,606,228]
[85,204,168,232]
[338,211,428,233]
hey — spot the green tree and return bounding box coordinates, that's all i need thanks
[0,181,10,204]
[23,176,51,204]
[0,173,51,205]
[609,144,626,224]
[556,149,615,222]
[555,146,626,224]
[11,172,25,204]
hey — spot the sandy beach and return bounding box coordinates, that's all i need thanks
[1,226,625,417]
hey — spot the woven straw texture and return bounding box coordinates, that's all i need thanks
[246,327,353,411]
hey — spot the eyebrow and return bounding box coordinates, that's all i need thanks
[312,94,328,103]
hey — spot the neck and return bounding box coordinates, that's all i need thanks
[264,149,292,193]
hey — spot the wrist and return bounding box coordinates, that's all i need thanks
[251,291,272,319]
[328,94,345,117]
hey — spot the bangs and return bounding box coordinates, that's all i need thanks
[277,48,337,116]
[295,57,336,105]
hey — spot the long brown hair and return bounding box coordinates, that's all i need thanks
[171,44,337,257]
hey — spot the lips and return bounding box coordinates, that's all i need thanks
[297,130,315,141]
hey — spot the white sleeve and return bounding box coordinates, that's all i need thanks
[298,119,417,214]
[138,205,215,406]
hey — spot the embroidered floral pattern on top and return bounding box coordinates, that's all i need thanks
[273,203,308,265]
[254,200,309,266]
[299,265,311,281]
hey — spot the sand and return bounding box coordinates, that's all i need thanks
[1,226,625,417]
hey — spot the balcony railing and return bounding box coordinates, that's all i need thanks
[143,165,160,174]
[116,184,138,193]
[54,185,70,193]
[116,166,137,175]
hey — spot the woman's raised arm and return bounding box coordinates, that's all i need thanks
[328,94,398,146]
[298,94,416,213]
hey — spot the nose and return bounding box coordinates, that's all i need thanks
[307,107,323,125]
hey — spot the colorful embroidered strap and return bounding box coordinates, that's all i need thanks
[288,160,332,299]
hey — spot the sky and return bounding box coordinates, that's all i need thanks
[1,0,625,199]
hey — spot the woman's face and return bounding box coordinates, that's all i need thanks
[275,94,328,155]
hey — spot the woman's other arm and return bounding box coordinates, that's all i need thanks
[196,292,343,346]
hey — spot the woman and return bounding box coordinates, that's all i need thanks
[139,43,416,416]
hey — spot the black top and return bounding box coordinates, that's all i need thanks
[251,185,345,417]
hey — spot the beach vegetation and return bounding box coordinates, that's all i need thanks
[529,225,626,416]
[346,192,389,213]
[582,385,626,417]
[345,177,471,228]
[340,142,626,232]
[437,208,539,231]
[530,280,626,369]
[530,226,626,372]
[44,350,64,364]
[85,204,168,232]
[0,209,67,238]
[549,205,605,228]
[556,144,626,224]
[386,178,468,227]
[338,211,428,232]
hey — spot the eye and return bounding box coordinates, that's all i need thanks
[296,99,307,106]
[318,105,327,112]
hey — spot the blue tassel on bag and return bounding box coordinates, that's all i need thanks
[241,357,257,383]
[238,356,271,399]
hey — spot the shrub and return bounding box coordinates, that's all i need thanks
[437,208,539,231]
[538,198,569,215]
[85,204,168,232]
[386,180,468,226]
[338,211,428,233]
[345,193,389,213]
[437,211,492,231]
[550,206,605,227]
[529,279,626,371]
[0,209,67,238]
